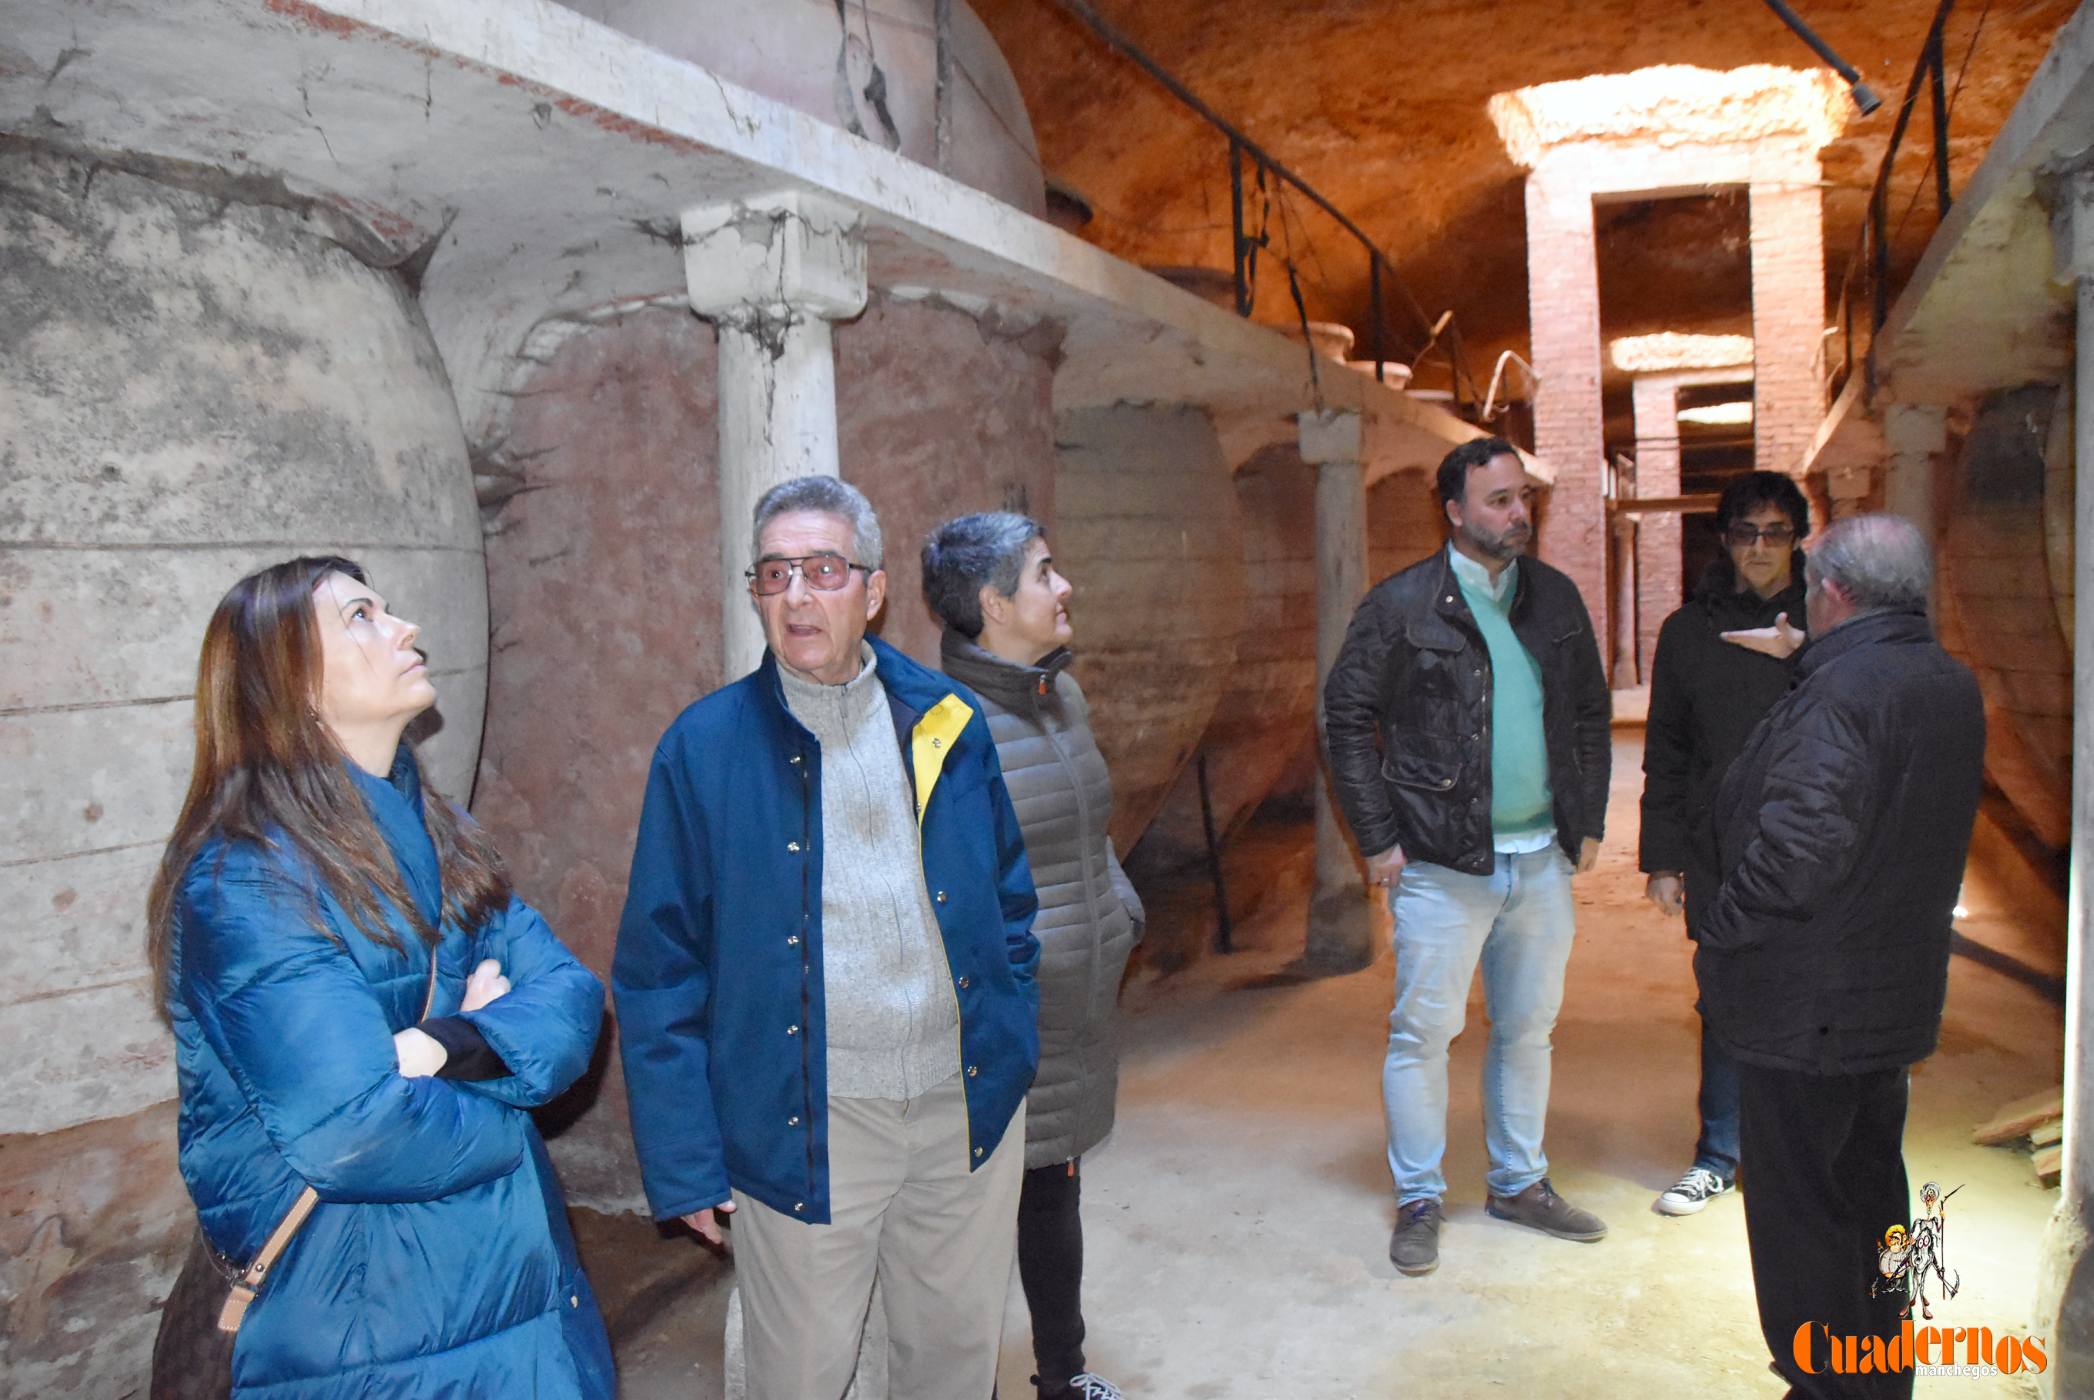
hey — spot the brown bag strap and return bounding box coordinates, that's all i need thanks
[218,945,444,1333]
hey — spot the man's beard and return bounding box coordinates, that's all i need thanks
[1460,519,1531,562]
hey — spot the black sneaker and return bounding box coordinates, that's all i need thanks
[1654,1165,1734,1216]
[1036,1375,1124,1400]
[1485,1178,1607,1241]
[1389,1198,1444,1275]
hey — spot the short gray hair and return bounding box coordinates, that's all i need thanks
[920,512,1044,639]
[751,476,884,570]
[1805,513,1932,614]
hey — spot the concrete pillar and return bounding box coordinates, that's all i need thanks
[1630,378,1683,678]
[1882,402,1948,532]
[1825,463,1874,520]
[1748,175,1828,476]
[1301,408,1375,971]
[2038,164,2094,1398]
[1611,514,1641,686]
[1524,158,1608,668]
[683,191,868,680]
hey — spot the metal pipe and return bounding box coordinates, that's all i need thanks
[1869,0,1956,207]
[1759,0,1883,112]
[1871,195,1889,336]
[1369,256,1384,382]
[1229,138,1249,316]
[933,0,954,173]
[1196,752,1234,954]
[1928,29,1953,217]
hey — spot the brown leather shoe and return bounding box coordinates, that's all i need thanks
[1389,1198,1443,1275]
[1485,1178,1607,1241]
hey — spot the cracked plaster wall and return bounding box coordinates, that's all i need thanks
[0,138,485,1397]
[554,0,1046,218]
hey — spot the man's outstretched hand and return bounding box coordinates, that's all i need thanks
[1720,612,1805,660]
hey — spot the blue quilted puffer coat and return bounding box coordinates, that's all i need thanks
[168,747,615,1398]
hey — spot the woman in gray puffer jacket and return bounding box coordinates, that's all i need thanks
[923,512,1143,1400]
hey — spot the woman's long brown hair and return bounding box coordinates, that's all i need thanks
[145,556,511,1025]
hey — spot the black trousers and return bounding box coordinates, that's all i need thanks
[1737,1062,1914,1400]
[1017,1158,1087,1387]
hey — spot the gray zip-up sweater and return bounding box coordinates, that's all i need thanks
[780,647,960,1101]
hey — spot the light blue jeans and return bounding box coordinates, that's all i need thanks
[1383,846,1576,1204]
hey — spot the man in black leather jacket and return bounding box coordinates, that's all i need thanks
[1321,437,1610,1277]
[1697,514,1983,1399]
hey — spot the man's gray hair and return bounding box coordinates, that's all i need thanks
[920,512,1043,639]
[1805,513,1932,614]
[751,475,884,570]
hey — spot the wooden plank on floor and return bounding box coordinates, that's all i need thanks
[2034,1144,2062,1188]
[1972,1086,2065,1145]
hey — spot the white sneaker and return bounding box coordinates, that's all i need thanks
[1655,1166,1733,1216]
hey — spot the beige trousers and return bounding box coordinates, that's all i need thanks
[732,1075,1023,1400]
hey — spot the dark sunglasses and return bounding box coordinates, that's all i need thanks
[1725,523,1797,547]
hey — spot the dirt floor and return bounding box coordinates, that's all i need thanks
[575,728,2067,1399]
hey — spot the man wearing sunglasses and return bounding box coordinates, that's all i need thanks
[1639,471,1811,1218]
[614,475,1041,1400]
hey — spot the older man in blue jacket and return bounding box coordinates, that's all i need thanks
[615,475,1040,1400]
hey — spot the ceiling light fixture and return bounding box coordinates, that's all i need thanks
[1678,402,1754,426]
[1610,333,1756,374]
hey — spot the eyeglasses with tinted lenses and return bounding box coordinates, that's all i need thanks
[746,553,871,596]
[1725,523,1796,548]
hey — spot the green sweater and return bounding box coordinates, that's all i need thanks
[1448,546,1554,842]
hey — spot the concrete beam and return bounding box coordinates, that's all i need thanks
[1873,3,2094,404]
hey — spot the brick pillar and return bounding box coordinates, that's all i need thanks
[1749,173,1827,477]
[1630,377,1682,678]
[1525,156,1608,665]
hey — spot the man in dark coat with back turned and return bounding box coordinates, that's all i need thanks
[1696,513,1985,1400]
[1640,471,1812,1217]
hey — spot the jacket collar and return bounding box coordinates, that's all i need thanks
[938,627,1068,712]
[1794,607,1932,680]
[1433,544,1529,625]
[343,744,442,925]
[754,635,965,726]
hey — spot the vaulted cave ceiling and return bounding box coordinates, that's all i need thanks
[972,0,2080,445]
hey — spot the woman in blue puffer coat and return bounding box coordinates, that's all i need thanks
[146,555,615,1398]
